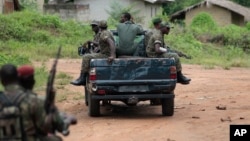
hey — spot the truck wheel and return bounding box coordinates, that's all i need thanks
[84,75,89,106]
[161,98,174,116]
[88,93,100,117]
[84,86,88,106]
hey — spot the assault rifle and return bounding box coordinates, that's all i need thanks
[165,46,192,59]
[44,46,77,136]
[78,41,100,56]
[45,46,61,114]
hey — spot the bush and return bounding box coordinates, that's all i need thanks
[246,22,250,30]
[0,54,30,66]
[190,12,218,33]
[219,24,250,51]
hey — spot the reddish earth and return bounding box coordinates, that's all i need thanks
[42,59,250,141]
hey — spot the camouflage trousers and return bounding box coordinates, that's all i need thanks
[81,53,108,73]
[156,52,182,72]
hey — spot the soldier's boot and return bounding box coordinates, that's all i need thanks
[70,72,87,86]
[177,71,191,85]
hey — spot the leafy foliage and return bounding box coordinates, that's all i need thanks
[0,54,30,67]
[106,0,144,25]
[0,10,90,60]
[231,0,250,7]
[163,0,203,15]
[190,12,218,33]
[163,0,250,16]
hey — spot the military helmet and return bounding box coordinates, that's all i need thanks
[99,20,108,28]
[90,20,99,26]
[152,17,162,25]
[160,22,173,29]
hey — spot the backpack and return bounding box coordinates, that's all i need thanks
[0,91,27,141]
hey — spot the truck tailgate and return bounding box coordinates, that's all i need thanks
[90,58,175,80]
[89,58,176,93]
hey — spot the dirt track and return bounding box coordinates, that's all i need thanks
[46,59,250,141]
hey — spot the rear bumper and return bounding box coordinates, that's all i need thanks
[91,93,175,100]
[89,80,176,93]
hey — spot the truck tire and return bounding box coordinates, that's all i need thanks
[84,86,88,106]
[84,75,90,106]
[161,98,174,116]
[88,93,100,117]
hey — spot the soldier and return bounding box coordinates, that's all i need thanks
[146,18,192,59]
[116,12,144,56]
[0,64,75,141]
[0,64,50,140]
[146,23,191,84]
[86,20,101,53]
[145,17,162,46]
[17,65,77,140]
[70,20,116,86]
[71,20,101,85]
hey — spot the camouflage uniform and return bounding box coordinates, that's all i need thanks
[1,83,66,141]
[15,65,73,141]
[81,29,115,73]
[25,90,65,141]
[1,84,48,141]
[116,21,144,56]
[146,28,182,71]
[91,21,101,52]
[93,31,101,43]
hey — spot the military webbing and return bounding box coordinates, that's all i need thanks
[0,91,27,141]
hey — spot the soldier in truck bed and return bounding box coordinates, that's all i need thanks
[70,20,116,86]
[71,20,101,85]
[116,12,144,56]
[146,23,191,85]
[145,18,191,59]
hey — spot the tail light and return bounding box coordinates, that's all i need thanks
[89,68,96,81]
[170,66,177,79]
[97,90,106,95]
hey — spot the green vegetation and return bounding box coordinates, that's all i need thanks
[0,10,92,61]
[163,0,250,15]
[167,13,250,69]
[106,0,144,27]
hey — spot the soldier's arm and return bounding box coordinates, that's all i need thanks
[154,38,167,54]
[107,38,116,61]
[30,96,51,133]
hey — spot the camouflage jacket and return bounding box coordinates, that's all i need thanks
[4,84,64,141]
[99,30,115,56]
[146,28,164,57]
[1,84,49,140]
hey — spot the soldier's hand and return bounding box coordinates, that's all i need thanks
[60,112,77,136]
[184,55,192,59]
[108,56,115,63]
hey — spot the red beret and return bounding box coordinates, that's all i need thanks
[17,65,34,78]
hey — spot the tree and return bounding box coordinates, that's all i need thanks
[230,0,250,7]
[163,0,203,15]
[106,1,144,25]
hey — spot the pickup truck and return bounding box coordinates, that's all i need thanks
[80,31,177,117]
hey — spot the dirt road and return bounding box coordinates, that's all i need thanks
[46,59,250,141]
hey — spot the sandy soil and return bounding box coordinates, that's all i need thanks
[42,59,250,141]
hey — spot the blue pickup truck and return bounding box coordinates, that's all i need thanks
[81,31,177,117]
